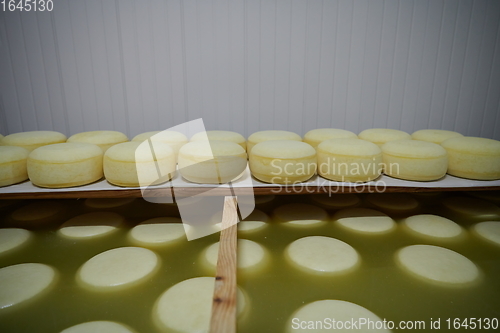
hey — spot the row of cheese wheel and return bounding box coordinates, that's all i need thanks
[1,128,500,188]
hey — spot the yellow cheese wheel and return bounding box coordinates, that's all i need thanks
[411,129,463,144]
[191,130,246,150]
[358,128,411,147]
[303,128,357,148]
[132,130,188,156]
[2,131,66,152]
[247,130,302,152]
[68,130,128,153]
[0,146,29,187]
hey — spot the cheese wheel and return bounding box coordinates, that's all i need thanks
[358,128,411,147]
[247,130,302,152]
[0,228,32,254]
[396,245,479,286]
[178,141,247,184]
[128,217,185,246]
[67,131,128,153]
[317,138,382,182]
[466,190,500,204]
[441,136,500,180]
[366,193,419,215]
[202,239,269,274]
[58,212,124,239]
[285,236,360,275]
[132,130,188,156]
[28,143,103,188]
[333,208,396,234]
[1,131,67,152]
[411,129,463,144]
[84,198,135,209]
[442,196,500,219]
[191,130,246,150]
[287,300,390,333]
[310,194,360,210]
[472,221,500,246]
[0,146,29,187]
[0,263,57,309]
[77,247,160,291]
[382,140,448,181]
[303,128,357,148]
[403,214,463,240]
[239,209,269,233]
[104,141,176,187]
[60,321,136,333]
[249,140,316,184]
[153,277,248,333]
[274,203,328,228]
[10,201,64,227]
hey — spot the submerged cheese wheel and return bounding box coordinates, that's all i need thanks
[84,198,135,209]
[358,128,411,147]
[67,131,128,153]
[191,130,247,150]
[129,217,185,246]
[0,146,29,187]
[403,214,463,240]
[442,196,500,219]
[247,130,302,152]
[287,300,390,333]
[411,129,463,144]
[58,212,124,239]
[202,239,269,274]
[366,193,419,215]
[317,138,382,182]
[60,321,136,333]
[441,136,500,180]
[0,263,57,309]
[153,277,248,333]
[333,208,396,234]
[178,141,247,184]
[104,141,176,187]
[396,245,479,286]
[132,130,188,156]
[472,221,500,246]
[310,193,360,210]
[382,140,448,181]
[2,131,67,152]
[0,228,31,254]
[28,143,103,188]
[249,140,316,184]
[303,128,357,148]
[77,247,160,291]
[274,203,328,227]
[286,236,360,275]
[10,201,64,227]
[238,209,269,233]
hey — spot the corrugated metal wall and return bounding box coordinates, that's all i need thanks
[1,0,499,139]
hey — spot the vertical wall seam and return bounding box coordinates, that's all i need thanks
[36,14,55,131]
[428,0,445,129]
[115,0,131,135]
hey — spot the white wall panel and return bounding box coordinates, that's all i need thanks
[0,0,499,140]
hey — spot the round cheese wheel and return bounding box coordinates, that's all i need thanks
[191,130,246,150]
[247,130,302,152]
[58,212,124,239]
[317,138,382,182]
[28,143,103,188]
[411,129,463,144]
[382,140,448,181]
[0,263,57,309]
[396,245,479,286]
[10,201,64,227]
[67,131,128,153]
[77,247,160,291]
[202,239,269,274]
[129,217,185,246]
[402,214,463,239]
[287,300,390,333]
[310,194,360,210]
[104,141,176,187]
[303,128,357,148]
[60,321,136,333]
[178,141,247,184]
[333,208,396,234]
[132,130,188,156]
[366,193,419,215]
[466,190,500,204]
[84,198,135,209]
[0,228,32,254]
[442,196,500,218]
[472,221,500,246]
[0,146,29,187]
[285,236,360,275]
[153,277,248,333]
[274,203,328,228]
[249,140,316,184]
[2,131,66,152]
[441,136,500,180]
[238,209,269,233]
[358,128,411,147]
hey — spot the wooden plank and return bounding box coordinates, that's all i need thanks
[209,196,238,333]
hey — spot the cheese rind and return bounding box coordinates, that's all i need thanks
[303,128,357,148]
[191,130,247,150]
[472,221,500,246]
[129,217,185,246]
[67,131,128,153]
[333,208,396,234]
[247,130,302,152]
[203,239,268,273]
[60,321,136,333]
[274,203,328,227]
[58,212,124,239]
[411,129,463,144]
[358,128,411,147]
[2,131,67,152]
[0,228,31,254]
[0,146,29,187]
[132,130,188,156]
[403,214,463,239]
